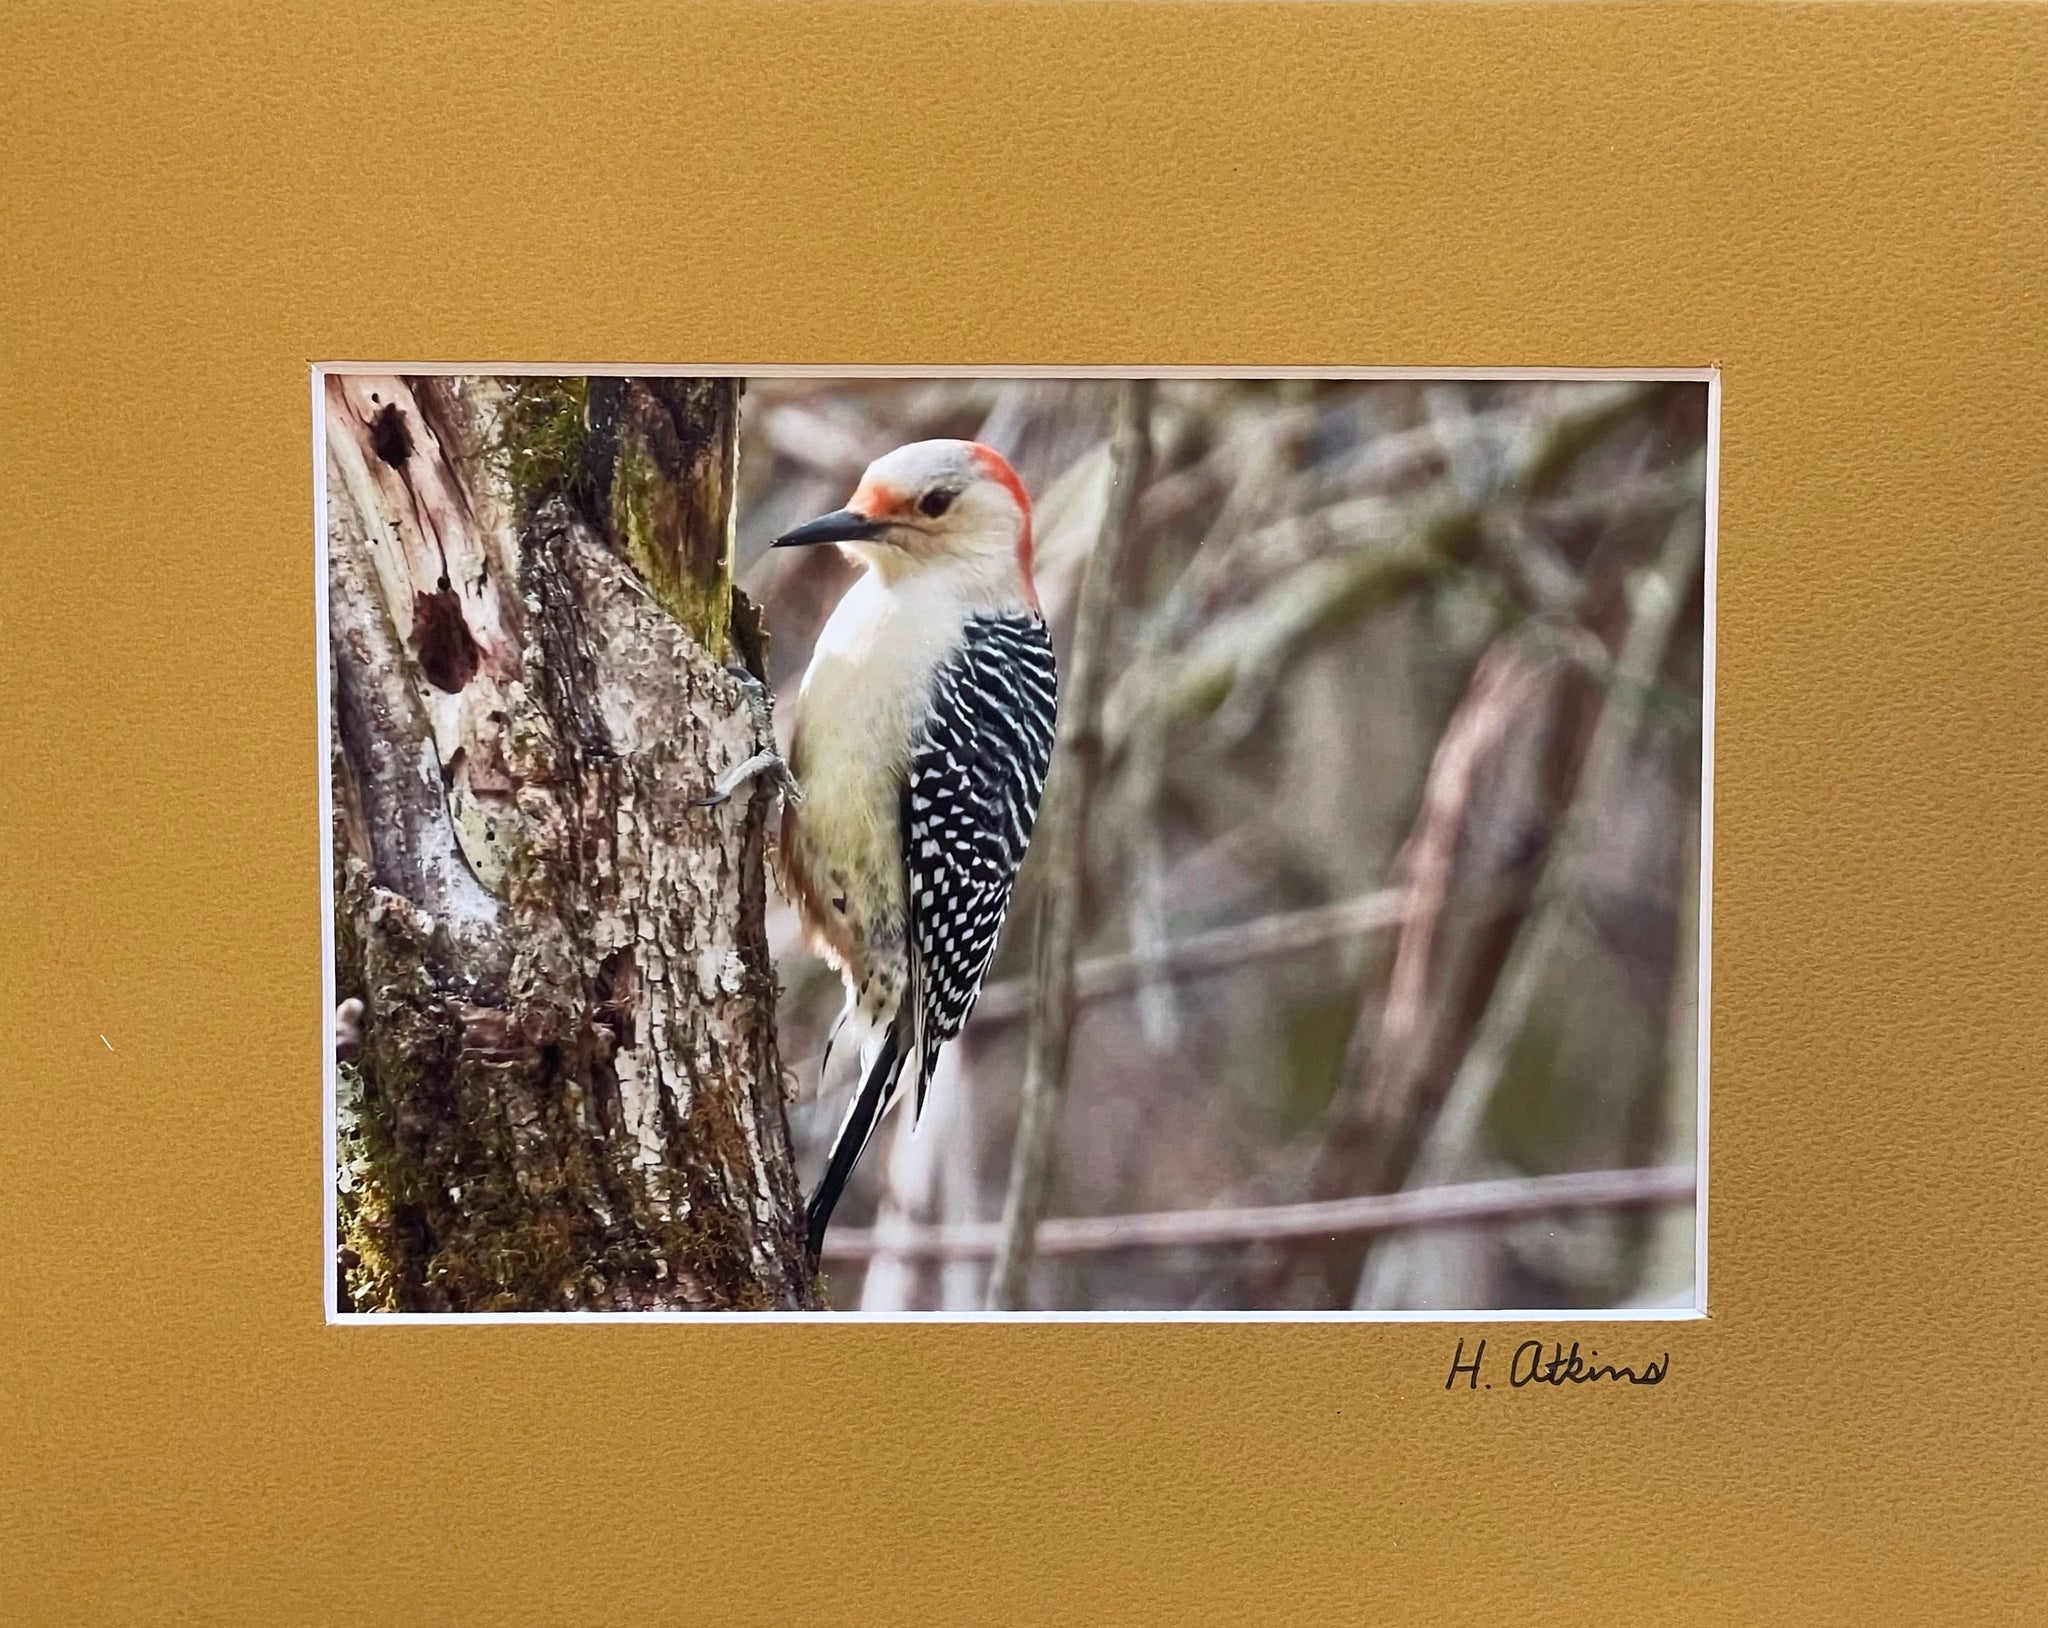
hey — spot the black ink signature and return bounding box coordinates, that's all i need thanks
[1444,1337,1669,1391]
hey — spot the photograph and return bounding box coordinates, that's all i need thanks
[321,369,1712,1318]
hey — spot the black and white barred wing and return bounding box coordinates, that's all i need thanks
[901,611,1059,1114]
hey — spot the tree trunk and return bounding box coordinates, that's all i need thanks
[327,374,813,1312]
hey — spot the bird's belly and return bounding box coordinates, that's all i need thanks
[788,700,910,1001]
[785,584,955,1003]
[792,759,904,921]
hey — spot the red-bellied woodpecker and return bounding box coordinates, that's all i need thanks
[772,439,1058,1265]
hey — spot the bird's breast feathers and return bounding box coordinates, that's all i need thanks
[783,576,954,962]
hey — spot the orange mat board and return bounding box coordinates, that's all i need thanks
[6,4,2045,1622]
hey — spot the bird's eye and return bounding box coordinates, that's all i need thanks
[918,488,956,518]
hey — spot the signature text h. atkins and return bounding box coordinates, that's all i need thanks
[1443,1337,1669,1391]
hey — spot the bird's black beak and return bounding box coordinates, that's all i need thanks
[773,508,884,548]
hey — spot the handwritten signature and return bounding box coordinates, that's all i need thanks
[1444,1337,1668,1390]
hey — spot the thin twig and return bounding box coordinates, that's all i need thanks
[969,886,1413,1026]
[781,885,1415,1081]
[824,1164,1695,1263]
[987,381,1152,1309]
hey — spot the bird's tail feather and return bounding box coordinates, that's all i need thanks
[805,1010,906,1266]
[904,947,945,1125]
[816,989,856,1102]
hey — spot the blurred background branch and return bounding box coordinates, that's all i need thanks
[1353,504,1706,1309]
[1403,507,1704,1191]
[824,1163,1694,1265]
[989,379,1153,1310]
[969,886,1414,1027]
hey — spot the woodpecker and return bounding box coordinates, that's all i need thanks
[772,439,1058,1266]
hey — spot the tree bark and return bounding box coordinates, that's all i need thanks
[328,374,813,1312]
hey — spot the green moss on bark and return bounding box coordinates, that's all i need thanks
[609,437,732,660]
[491,376,738,661]
[332,874,794,1313]
[492,378,593,511]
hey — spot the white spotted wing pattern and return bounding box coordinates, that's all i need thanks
[900,611,1059,1113]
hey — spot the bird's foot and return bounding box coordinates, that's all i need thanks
[697,665,802,810]
[695,748,800,809]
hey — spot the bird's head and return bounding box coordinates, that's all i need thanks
[775,438,1037,610]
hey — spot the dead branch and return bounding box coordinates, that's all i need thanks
[858,1046,979,1311]
[987,380,1153,1310]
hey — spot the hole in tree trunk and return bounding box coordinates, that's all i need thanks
[369,402,414,468]
[411,584,482,692]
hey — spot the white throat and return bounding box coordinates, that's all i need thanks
[842,532,1031,612]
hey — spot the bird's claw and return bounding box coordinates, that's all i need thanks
[697,663,800,810]
[696,748,800,810]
